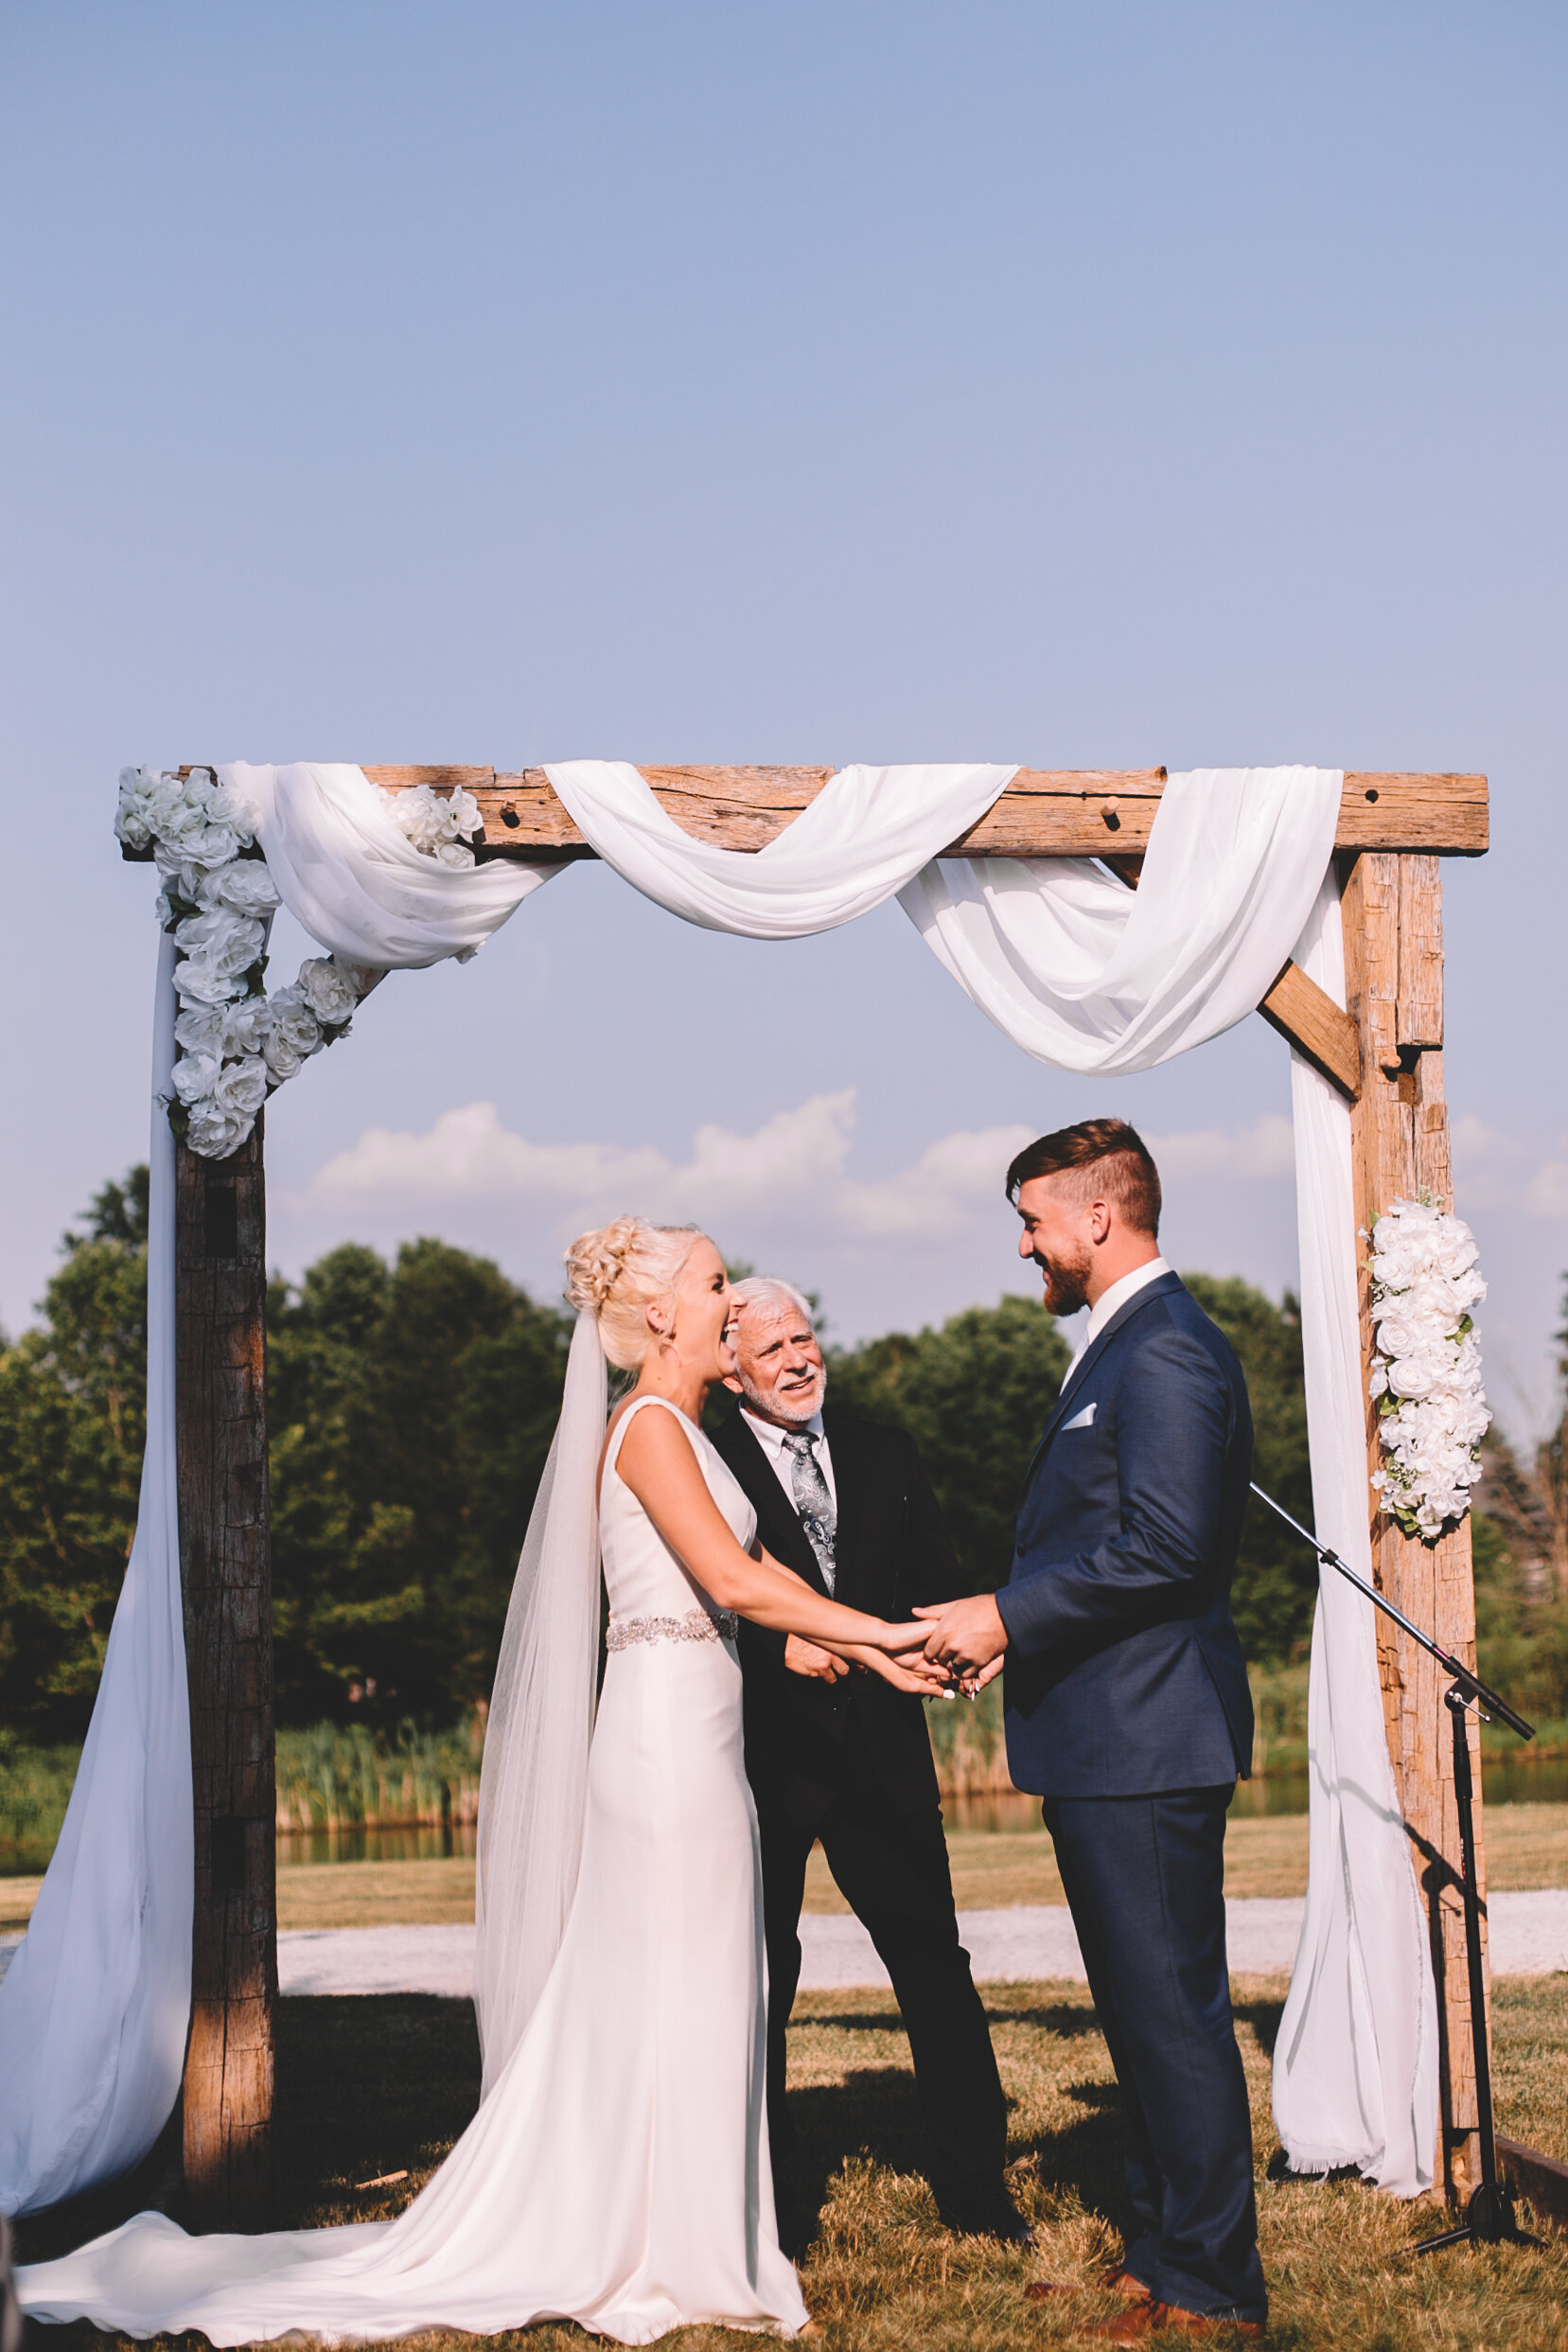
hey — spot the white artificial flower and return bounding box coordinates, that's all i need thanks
[186,1100,252,1158]
[221,999,273,1057]
[175,909,267,975]
[174,1005,226,1057]
[185,822,244,872]
[171,1052,221,1105]
[206,782,259,843]
[198,860,281,915]
[448,782,482,835]
[263,985,322,1079]
[296,955,359,1027]
[262,1030,308,1082]
[382,780,481,860]
[1367,1197,1489,1540]
[214,1055,271,1118]
[174,954,245,1009]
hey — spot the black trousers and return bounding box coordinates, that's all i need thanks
[1044,1785,1266,2324]
[756,1777,1008,2218]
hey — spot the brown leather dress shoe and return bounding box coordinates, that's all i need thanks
[1076,2296,1264,2342]
[1024,2267,1151,2304]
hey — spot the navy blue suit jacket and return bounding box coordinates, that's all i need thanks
[996,1270,1256,1797]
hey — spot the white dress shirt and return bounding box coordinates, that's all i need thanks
[739,1406,837,1511]
[1060,1255,1172,1394]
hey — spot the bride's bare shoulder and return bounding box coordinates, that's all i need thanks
[598,1393,698,1503]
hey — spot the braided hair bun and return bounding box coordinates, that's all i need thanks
[563,1217,702,1370]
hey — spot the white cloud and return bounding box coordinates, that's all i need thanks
[1525,1161,1568,1218]
[292,1094,1306,1253]
[1452,1116,1568,1218]
[1145,1114,1296,1182]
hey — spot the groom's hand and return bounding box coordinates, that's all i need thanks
[784,1635,849,1683]
[915,1594,1008,1679]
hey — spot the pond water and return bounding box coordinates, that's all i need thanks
[947,1756,1568,1832]
[5,1758,1565,1879]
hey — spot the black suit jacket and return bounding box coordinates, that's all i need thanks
[709,1403,971,1819]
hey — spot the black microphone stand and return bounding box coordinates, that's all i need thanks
[1249,1481,1540,2252]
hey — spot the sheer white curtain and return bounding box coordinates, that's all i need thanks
[0,937,193,2216]
[0,757,1433,2215]
[1272,879,1437,2191]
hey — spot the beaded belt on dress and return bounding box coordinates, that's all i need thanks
[605,1608,739,1651]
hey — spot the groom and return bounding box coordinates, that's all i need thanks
[710,1279,1028,2255]
[918,1120,1266,2342]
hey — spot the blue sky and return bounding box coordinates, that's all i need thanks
[2,4,1564,1434]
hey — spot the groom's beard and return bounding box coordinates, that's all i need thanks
[1033,1245,1093,1319]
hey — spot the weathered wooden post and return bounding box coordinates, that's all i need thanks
[175,1119,277,2228]
[1340,849,1486,2203]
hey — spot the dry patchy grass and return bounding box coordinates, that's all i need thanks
[16,1975,1568,2352]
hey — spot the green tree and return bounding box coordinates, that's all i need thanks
[0,1168,150,1735]
[267,1238,572,1724]
[828,1296,1070,1593]
[1178,1275,1316,1665]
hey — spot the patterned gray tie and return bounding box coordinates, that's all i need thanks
[784,1431,837,1594]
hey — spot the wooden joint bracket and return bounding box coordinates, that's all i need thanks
[1257,960,1363,1100]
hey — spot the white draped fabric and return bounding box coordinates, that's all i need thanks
[222,762,561,968]
[899,767,1337,1070]
[2,756,1434,2222]
[543,760,1017,936]
[1272,879,1438,2193]
[0,937,194,2216]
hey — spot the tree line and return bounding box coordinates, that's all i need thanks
[1,1166,1563,1742]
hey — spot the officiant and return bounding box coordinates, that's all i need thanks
[711,1279,1027,2255]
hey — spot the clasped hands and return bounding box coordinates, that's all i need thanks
[784,1591,1006,1700]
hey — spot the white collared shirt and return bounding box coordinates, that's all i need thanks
[739,1406,837,1511]
[1060,1255,1172,1394]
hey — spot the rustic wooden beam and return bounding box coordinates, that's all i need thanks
[346,765,1489,859]
[1340,850,1487,2206]
[1258,959,1364,1099]
[176,1121,276,2229]
[127,766,1488,862]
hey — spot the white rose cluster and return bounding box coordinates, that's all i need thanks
[1366,1196,1490,1541]
[380,780,484,868]
[116,765,369,1160]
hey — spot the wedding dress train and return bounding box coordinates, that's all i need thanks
[18,1394,809,2344]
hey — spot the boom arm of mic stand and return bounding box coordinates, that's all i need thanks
[1248,1483,1535,1744]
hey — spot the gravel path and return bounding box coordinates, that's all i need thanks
[13,1892,1561,1997]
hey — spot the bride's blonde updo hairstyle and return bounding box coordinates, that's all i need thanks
[564,1216,704,1371]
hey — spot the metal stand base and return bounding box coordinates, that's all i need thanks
[1416,2179,1540,2254]
[1246,1490,1542,2262]
[1413,1685,1542,2256]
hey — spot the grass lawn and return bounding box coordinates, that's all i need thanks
[15,1974,1568,2350]
[6,1804,1565,1936]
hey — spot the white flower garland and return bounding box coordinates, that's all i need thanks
[115,765,481,1159]
[1366,1195,1490,1541]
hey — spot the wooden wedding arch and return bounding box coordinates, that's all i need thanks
[129,763,1491,2225]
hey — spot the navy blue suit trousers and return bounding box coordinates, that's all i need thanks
[1047,1786,1266,2321]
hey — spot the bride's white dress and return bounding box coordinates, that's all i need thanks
[18,1395,809,2345]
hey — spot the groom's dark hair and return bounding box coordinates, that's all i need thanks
[1005,1118,1162,1237]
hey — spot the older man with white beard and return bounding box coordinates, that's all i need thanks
[709,1279,1025,2257]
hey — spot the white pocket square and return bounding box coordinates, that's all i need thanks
[1062,1401,1097,1430]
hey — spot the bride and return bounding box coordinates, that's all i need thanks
[19,1219,943,2345]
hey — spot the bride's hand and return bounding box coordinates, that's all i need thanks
[852,1648,955,1697]
[870,1618,942,1658]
